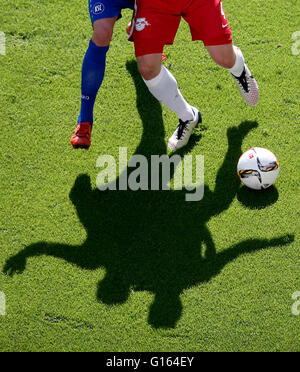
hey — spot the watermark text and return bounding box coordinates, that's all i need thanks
[292,291,300,316]
[96,148,204,202]
[0,292,5,315]
[0,32,6,56]
[292,31,300,56]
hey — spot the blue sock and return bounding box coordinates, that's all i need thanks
[78,40,109,125]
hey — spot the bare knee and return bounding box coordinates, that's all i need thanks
[213,54,235,69]
[138,61,158,81]
[92,18,117,46]
[137,54,162,80]
[92,29,111,46]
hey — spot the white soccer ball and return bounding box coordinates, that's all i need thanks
[237,147,279,190]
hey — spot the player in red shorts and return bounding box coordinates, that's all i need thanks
[129,0,259,150]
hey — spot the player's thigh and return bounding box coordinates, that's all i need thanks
[88,0,130,46]
[89,0,132,23]
[184,0,232,46]
[131,0,181,57]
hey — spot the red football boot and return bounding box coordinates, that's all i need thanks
[70,122,92,149]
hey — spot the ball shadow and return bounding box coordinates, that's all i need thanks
[237,185,279,210]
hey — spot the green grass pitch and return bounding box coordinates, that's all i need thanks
[0,0,299,352]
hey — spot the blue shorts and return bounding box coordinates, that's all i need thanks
[89,0,134,25]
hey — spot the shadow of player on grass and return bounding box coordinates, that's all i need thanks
[3,61,293,329]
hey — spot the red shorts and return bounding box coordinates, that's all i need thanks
[129,0,233,57]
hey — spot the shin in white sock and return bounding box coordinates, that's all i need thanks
[143,66,194,122]
[228,46,245,77]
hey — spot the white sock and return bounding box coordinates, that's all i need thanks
[228,46,245,77]
[143,66,194,122]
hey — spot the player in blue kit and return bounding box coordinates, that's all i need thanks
[70,0,134,149]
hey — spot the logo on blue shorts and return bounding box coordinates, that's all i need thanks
[93,3,105,15]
